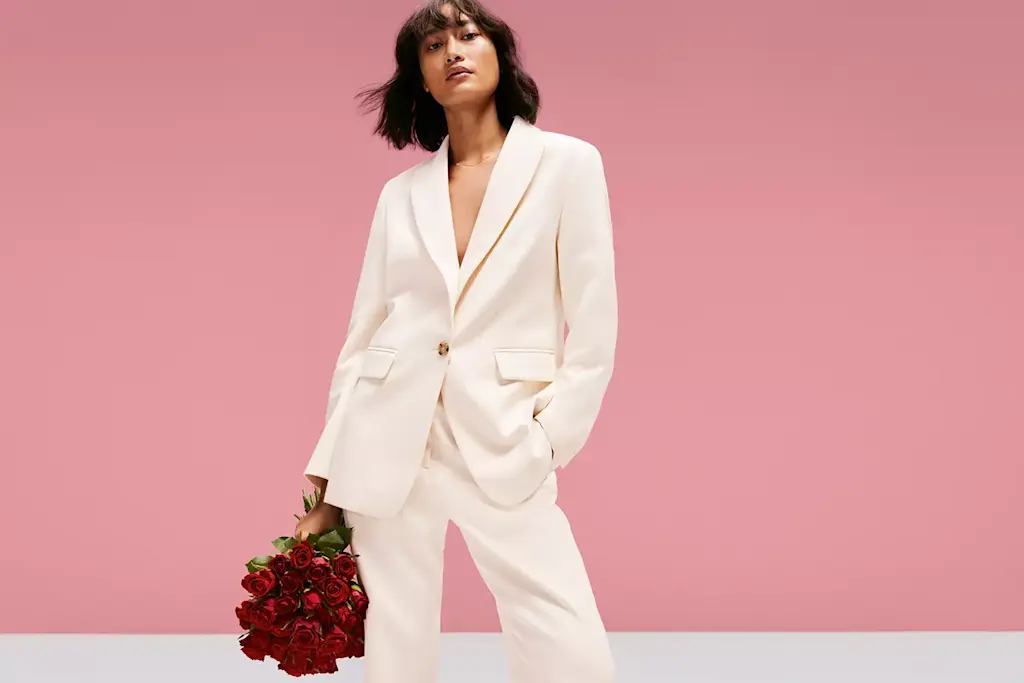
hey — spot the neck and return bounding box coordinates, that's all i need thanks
[445,101,506,166]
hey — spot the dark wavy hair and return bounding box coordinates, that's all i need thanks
[356,0,540,152]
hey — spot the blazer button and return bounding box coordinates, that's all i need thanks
[437,341,450,356]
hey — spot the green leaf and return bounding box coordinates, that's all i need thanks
[314,528,350,554]
[245,555,273,573]
[271,536,297,554]
[328,524,353,548]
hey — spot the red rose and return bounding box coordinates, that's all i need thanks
[306,557,331,588]
[268,636,289,661]
[319,627,349,658]
[279,570,304,595]
[289,542,314,570]
[251,600,276,630]
[316,604,335,623]
[275,595,299,616]
[314,655,339,674]
[333,604,360,633]
[270,618,295,638]
[301,591,323,614]
[350,588,368,615]
[290,627,320,651]
[235,601,254,630]
[292,616,317,634]
[242,569,277,598]
[332,554,358,580]
[270,554,291,576]
[278,650,312,676]
[323,577,351,606]
[346,637,365,658]
[239,630,270,661]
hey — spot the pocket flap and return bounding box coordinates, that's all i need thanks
[494,349,557,382]
[359,346,397,379]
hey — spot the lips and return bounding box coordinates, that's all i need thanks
[446,67,472,80]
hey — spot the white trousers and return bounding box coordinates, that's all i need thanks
[345,397,616,683]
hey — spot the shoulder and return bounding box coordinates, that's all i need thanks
[536,128,608,190]
[538,129,607,186]
[369,162,422,206]
[539,128,604,167]
[384,164,419,193]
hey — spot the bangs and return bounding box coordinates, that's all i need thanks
[405,0,489,44]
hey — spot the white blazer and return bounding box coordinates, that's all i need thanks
[304,115,618,518]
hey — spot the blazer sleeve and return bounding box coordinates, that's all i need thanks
[534,143,618,470]
[304,181,390,483]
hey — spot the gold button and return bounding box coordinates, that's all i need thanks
[437,342,450,356]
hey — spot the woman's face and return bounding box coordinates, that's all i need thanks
[419,6,499,110]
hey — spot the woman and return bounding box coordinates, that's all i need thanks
[295,1,618,681]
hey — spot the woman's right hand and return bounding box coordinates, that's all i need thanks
[294,500,343,541]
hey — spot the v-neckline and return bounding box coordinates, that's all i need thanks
[447,154,501,270]
[408,114,544,313]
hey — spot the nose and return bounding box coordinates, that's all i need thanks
[446,52,464,63]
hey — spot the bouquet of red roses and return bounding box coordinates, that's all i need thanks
[236,489,368,676]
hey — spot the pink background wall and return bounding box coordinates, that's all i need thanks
[1,0,1022,634]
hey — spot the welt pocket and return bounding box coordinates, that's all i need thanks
[358,346,397,379]
[493,348,557,382]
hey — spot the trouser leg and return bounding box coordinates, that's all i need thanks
[460,494,616,682]
[429,402,616,683]
[345,467,449,683]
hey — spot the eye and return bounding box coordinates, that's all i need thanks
[426,41,442,51]
[462,32,479,40]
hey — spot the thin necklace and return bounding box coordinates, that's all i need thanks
[454,152,496,168]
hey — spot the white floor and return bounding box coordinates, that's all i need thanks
[1,632,1022,682]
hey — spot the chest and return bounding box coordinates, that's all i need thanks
[448,166,495,265]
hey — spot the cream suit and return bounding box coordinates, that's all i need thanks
[303,115,618,682]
